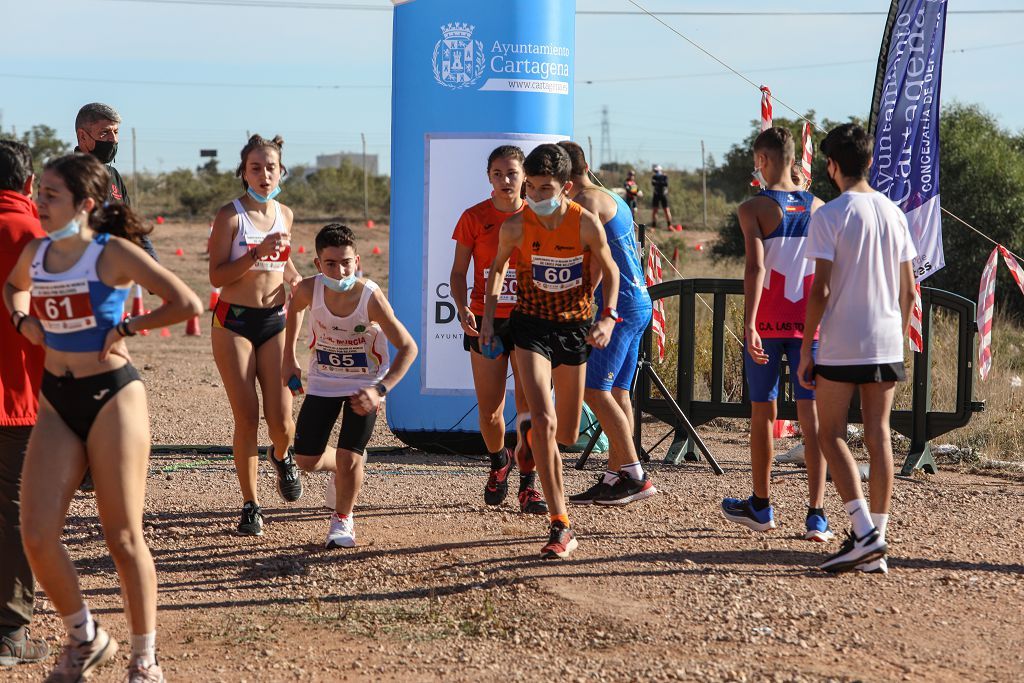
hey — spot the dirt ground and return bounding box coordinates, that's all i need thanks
[6,220,1024,683]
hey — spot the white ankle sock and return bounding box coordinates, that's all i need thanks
[620,461,644,480]
[601,470,619,485]
[62,605,95,643]
[871,512,890,544]
[844,499,874,539]
[130,632,156,667]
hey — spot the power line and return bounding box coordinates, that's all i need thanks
[100,0,1024,15]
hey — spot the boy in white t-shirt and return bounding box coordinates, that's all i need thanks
[797,124,917,574]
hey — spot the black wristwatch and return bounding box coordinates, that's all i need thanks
[374,382,388,396]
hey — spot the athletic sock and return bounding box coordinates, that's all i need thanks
[62,605,96,643]
[807,507,826,519]
[489,449,509,470]
[844,498,875,539]
[750,495,771,512]
[130,632,157,668]
[519,471,536,493]
[871,512,890,544]
[550,512,570,527]
[602,470,619,485]
[620,461,644,481]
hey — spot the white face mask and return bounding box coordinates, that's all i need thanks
[751,167,767,187]
[526,194,562,216]
[321,272,357,292]
[48,217,82,241]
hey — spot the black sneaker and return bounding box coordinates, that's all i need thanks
[540,521,578,559]
[268,446,303,503]
[569,475,612,505]
[484,448,514,506]
[594,469,657,506]
[819,528,886,573]
[237,501,264,536]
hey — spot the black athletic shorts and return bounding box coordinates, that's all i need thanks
[815,362,906,384]
[42,364,142,441]
[510,311,591,368]
[464,314,514,356]
[294,394,377,456]
[652,193,670,210]
[212,300,285,348]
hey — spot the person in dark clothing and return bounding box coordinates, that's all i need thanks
[0,140,49,669]
[74,103,158,261]
[650,164,673,230]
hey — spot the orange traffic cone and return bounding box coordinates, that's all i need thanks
[174,247,184,256]
[130,286,149,336]
[160,327,171,338]
[298,245,306,254]
[367,220,375,229]
[695,243,704,252]
[371,245,381,255]
[773,419,796,439]
[208,287,220,311]
[185,315,201,336]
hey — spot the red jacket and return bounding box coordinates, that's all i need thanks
[0,190,45,427]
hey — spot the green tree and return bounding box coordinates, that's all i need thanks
[0,125,71,173]
[927,103,1024,316]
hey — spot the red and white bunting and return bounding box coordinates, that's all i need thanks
[646,245,667,361]
[750,85,773,188]
[999,245,1024,296]
[800,121,813,187]
[908,283,923,353]
[977,247,999,380]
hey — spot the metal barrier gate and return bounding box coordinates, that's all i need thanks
[623,278,984,476]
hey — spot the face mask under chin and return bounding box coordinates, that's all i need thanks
[526,194,562,216]
[49,218,82,241]
[321,272,357,292]
[246,186,282,203]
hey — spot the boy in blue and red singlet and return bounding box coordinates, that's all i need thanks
[721,127,833,542]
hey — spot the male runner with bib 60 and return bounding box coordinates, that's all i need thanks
[481,144,620,560]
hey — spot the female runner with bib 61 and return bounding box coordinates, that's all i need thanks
[4,153,202,682]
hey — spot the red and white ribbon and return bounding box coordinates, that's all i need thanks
[751,85,773,188]
[908,283,923,352]
[999,245,1024,296]
[977,247,999,380]
[800,121,813,187]
[646,245,667,362]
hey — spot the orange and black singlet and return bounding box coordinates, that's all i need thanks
[515,201,593,323]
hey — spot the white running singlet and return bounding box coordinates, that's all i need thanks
[306,275,390,397]
[228,199,290,272]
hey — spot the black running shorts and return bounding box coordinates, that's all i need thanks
[815,362,906,384]
[294,394,377,456]
[510,311,591,368]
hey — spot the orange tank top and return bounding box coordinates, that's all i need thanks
[515,201,593,323]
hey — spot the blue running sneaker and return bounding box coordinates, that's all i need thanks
[804,512,835,542]
[721,496,776,532]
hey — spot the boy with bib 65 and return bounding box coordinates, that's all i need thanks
[283,224,417,549]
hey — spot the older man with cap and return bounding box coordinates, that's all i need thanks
[74,103,158,260]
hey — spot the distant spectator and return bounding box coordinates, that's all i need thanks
[623,170,642,217]
[74,103,158,260]
[650,164,672,229]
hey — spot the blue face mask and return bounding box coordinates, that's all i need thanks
[526,194,562,216]
[49,218,81,241]
[246,186,282,203]
[321,273,357,292]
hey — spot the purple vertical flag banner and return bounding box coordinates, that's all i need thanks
[868,0,948,282]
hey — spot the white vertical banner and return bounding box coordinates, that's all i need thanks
[422,133,565,393]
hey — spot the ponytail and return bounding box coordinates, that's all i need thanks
[89,203,152,248]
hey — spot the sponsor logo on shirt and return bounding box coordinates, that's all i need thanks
[785,205,806,213]
[531,241,541,252]
[554,244,574,252]
[110,183,122,201]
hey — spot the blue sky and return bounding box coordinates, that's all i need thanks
[2,0,1022,175]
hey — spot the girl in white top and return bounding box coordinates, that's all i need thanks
[283,224,417,549]
[208,135,304,537]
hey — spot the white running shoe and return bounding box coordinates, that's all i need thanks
[323,472,336,511]
[856,556,889,575]
[325,513,356,549]
[820,528,887,573]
